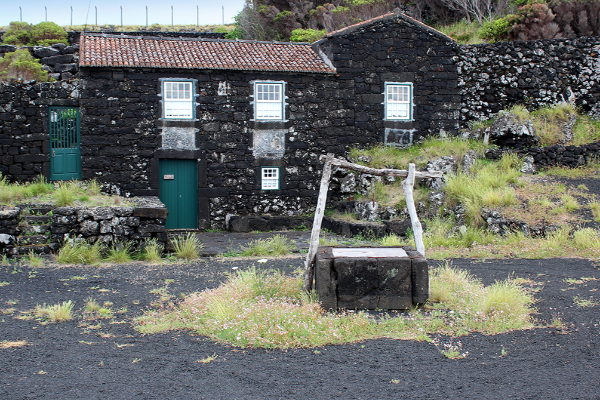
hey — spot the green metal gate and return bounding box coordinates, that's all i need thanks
[159,159,198,229]
[49,107,81,181]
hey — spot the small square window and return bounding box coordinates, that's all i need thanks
[254,82,284,120]
[261,167,280,190]
[385,83,413,121]
[163,80,194,119]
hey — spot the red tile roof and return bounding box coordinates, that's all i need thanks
[79,34,336,74]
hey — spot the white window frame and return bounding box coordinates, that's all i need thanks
[261,167,280,190]
[162,80,194,120]
[384,82,413,121]
[253,81,285,121]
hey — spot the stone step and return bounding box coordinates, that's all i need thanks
[20,224,51,235]
[21,205,54,215]
[16,235,51,246]
[20,215,52,224]
[11,244,54,256]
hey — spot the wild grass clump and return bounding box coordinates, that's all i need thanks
[0,173,53,205]
[591,201,600,222]
[105,242,133,264]
[53,181,78,207]
[135,265,536,348]
[239,235,292,257]
[572,228,600,250]
[26,251,43,267]
[35,300,74,323]
[171,233,203,260]
[436,20,483,44]
[379,234,405,247]
[139,239,164,263]
[56,241,103,265]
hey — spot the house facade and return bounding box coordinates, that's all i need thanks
[75,9,459,229]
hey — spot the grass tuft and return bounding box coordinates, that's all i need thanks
[139,239,164,263]
[56,241,103,265]
[105,242,133,264]
[171,233,203,260]
[239,235,292,257]
[35,301,74,322]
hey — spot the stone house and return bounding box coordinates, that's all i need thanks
[0,9,459,230]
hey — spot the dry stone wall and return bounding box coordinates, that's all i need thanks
[457,37,600,123]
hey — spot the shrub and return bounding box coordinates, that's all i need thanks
[480,16,516,42]
[509,2,562,41]
[290,28,326,42]
[30,22,68,46]
[0,49,50,82]
[2,21,32,46]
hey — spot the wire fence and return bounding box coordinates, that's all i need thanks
[9,5,228,28]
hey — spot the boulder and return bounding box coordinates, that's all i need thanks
[426,155,457,190]
[488,113,538,149]
[33,46,60,58]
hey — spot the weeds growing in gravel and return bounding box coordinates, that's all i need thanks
[105,242,133,264]
[26,251,43,267]
[171,233,203,260]
[590,201,600,222]
[135,264,535,349]
[378,234,404,247]
[35,300,74,322]
[139,239,164,263]
[56,241,103,264]
[239,235,292,257]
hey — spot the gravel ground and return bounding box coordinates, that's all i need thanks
[1,256,599,400]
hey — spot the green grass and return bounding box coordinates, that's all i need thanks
[105,242,133,264]
[139,239,164,263]
[134,265,535,349]
[378,234,405,247]
[436,20,484,44]
[25,251,43,267]
[0,174,53,205]
[591,201,600,222]
[56,241,103,265]
[171,233,203,260]
[239,235,292,257]
[35,301,74,323]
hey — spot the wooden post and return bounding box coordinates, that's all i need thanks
[303,153,334,292]
[401,163,425,257]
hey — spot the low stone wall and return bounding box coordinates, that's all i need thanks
[485,140,600,169]
[0,196,167,257]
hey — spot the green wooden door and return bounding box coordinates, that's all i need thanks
[159,159,198,229]
[49,107,81,181]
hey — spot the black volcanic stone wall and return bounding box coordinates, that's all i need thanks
[458,37,600,123]
[0,81,79,181]
[316,15,461,145]
[485,141,600,169]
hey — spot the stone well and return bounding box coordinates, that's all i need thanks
[314,246,428,310]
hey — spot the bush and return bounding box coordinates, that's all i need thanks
[2,21,32,46]
[480,16,516,42]
[0,49,50,82]
[30,22,68,46]
[509,2,562,40]
[290,29,326,42]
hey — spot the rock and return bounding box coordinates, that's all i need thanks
[0,206,20,220]
[51,43,67,51]
[521,155,536,174]
[53,63,78,73]
[462,150,477,173]
[62,45,79,54]
[33,46,60,58]
[0,45,17,53]
[560,116,577,144]
[40,54,75,66]
[0,234,15,245]
[488,113,538,149]
[79,220,99,236]
[355,201,380,222]
[426,155,457,190]
[339,173,357,193]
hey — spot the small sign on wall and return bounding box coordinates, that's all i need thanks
[163,174,175,180]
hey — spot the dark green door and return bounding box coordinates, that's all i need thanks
[49,107,81,181]
[159,159,198,229]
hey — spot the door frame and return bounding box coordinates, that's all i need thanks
[49,106,81,181]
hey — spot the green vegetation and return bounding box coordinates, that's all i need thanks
[139,239,164,263]
[35,300,74,322]
[63,24,234,33]
[239,235,292,256]
[105,242,133,264]
[290,29,326,42]
[0,49,50,82]
[0,175,130,207]
[171,233,203,260]
[56,241,104,265]
[2,21,67,46]
[135,265,535,348]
